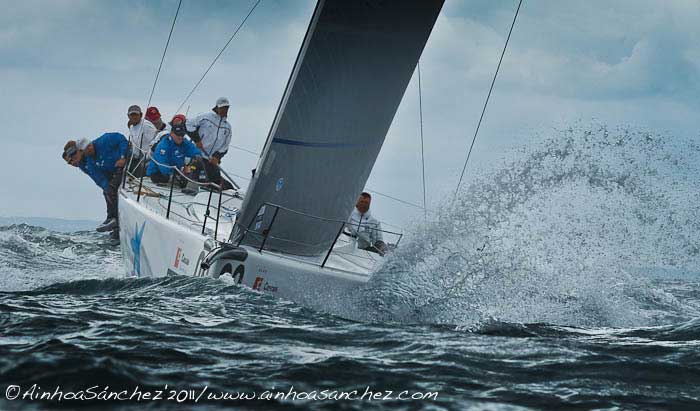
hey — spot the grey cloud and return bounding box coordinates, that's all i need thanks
[423,0,700,105]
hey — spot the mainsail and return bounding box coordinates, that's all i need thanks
[234,0,444,255]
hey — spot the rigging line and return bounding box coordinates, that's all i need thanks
[230,144,428,209]
[146,0,182,108]
[129,0,182,182]
[376,220,405,233]
[175,0,263,113]
[417,62,427,220]
[226,171,251,182]
[365,189,425,211]
[212,143,264,156]
[226,142,429,211]
[218,144,427,211]
[453,0,523,199]
[225,144,428,210]
[230,144,260,156]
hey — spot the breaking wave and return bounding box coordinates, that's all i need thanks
[0,224,123,291]
[359,124,700,328]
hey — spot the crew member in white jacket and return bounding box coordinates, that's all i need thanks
[186,97,233,189]
[347,192,387,255]
[186,97,232,166]
[127,105,157,157]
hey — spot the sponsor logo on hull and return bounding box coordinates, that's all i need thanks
[174,248,181,268]
[130,221,146,277]
[174,247,191,269]
[252,276,278,293]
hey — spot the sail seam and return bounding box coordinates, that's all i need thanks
[272,138,370,148]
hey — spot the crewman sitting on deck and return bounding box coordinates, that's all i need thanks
[347,192,387,255]
[151,114,186,155]
[63,132,129,237]
[146,123,202,185]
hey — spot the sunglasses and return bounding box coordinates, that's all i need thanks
[63,146,79,161]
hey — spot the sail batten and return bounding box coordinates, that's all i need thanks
[235,0,444,255]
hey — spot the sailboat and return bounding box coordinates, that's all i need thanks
[118,0,444,312]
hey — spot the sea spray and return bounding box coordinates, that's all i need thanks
[357,124,700,328]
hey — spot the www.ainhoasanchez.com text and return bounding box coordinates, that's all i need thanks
[5,384,439,403]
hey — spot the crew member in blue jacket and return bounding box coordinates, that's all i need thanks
[63,132,129,235]
[147,123,202,184]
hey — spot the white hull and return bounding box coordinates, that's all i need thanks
[119,194,209,278]
[118,186,380,311]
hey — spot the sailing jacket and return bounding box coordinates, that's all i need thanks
[147,135,202,177]
[128,118,158,157]
[89,132,129,174]
[79,156,111,193]
[185,111,232,159]
[347,208,384,247]
[150,129,172,153]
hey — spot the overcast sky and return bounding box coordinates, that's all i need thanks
[1,0,698,229]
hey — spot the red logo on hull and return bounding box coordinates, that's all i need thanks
[252,277,264,290]
[174,247,182,268]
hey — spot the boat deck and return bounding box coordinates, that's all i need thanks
[120,176,388,276]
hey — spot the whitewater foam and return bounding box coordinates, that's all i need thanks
[0,224,122,292]
[358,124,700,328]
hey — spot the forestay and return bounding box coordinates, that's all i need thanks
[235,0,444,255]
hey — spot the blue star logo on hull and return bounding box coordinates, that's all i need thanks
[130,221,146,276]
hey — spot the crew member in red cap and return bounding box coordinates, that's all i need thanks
[171,114,186,125]
[151,114,187,155]
[145,106,168,134]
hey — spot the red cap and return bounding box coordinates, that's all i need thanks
[145,106,161,122]
[170,114,186,125]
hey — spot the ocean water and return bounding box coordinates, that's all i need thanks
[1,125,700,410]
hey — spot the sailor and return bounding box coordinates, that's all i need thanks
[186,97,232,166]
[151,114,186,154]
[64,141,113,227]
[63,132,129,237]
[127,104,157,166]
[186,97,234,189]
[147,122,202,184]
[145,106,168,134]
[347,192,387,255]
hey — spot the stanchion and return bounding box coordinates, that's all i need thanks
[214,186,223,240]
[202,188,213,234]
[166,174,176,219]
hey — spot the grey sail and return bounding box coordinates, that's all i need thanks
[234,0,444,255]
